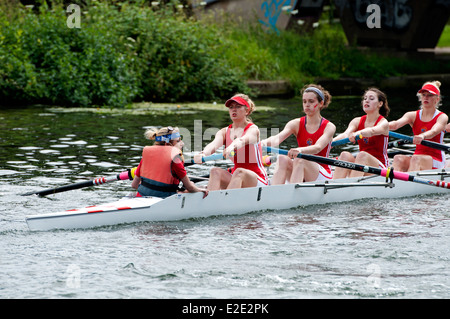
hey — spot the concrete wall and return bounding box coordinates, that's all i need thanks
[191,0,299,33]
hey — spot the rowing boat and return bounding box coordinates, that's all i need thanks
[25,168,450,231]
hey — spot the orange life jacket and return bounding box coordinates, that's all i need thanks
[139,145,182,188]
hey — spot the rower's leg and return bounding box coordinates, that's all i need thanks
[349,151,379,178]
[392,154,411,172]
[227,168,258,189]
[333,151,355,179]
[408,155,433,172]
[271,155,293,185]
[290,158,319,183]
[208,167,232,191]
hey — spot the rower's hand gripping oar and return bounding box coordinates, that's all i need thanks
[266,146,450,189]
[21,168,138,197]
[389,131,450,152]
[330,133,363,147]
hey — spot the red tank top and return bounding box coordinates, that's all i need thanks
[357,115,389,167]
[225,123,268,185]
[296,116,332,173]
[413,110,445,162]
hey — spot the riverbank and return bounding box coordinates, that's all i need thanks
[248,73,450,97]
[318,73,450,97]
[250,46,450,97]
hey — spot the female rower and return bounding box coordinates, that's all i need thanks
[131,126,208,198]
[261,84,336,184]
[332,88,390,179]
[389,81,448,172]
[193,94,268,190]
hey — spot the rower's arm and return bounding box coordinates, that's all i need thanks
[389,111,415,131]
[419,113,449,140]
[333,118,359,142]
[201,128,226,156]
[360,118,389,138]
[232,124,260,148]
[261,119,298,147]
[180,175,208,198]
[223,125,261,158]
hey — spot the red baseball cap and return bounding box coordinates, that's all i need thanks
[418,83,440,95]
[225,96,250,110]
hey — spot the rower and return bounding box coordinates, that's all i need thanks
[332,88,390,179]
[193,94,268,190]
[389,81,448,172]
[261,84,336,184]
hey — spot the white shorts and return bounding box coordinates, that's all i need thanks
[433,158,446,169]
[315,164,333,182]
[256,176,269,187]
[376,158,388,169]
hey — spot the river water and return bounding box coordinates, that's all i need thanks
[1,96,449,300]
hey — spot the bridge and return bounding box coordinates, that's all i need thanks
[192,0,450,51]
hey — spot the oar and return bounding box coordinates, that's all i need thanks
[332,134,408,148]
[21,168,138,197]
[265,146,450,189]
[331,134,363,147]
[185,152,226,166]
[389,131,450,152]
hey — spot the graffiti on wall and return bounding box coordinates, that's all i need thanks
[335,0,414,30]
[259,0,298,34]
[354,0,412,30]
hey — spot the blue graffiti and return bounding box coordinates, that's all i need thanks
[259,0,298,34]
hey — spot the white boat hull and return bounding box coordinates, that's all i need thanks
[26,170,450,231]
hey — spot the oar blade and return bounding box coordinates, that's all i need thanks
[21,168,136,197]
[21,180,95,197]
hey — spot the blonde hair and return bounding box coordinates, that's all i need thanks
[418,81,442,108]
[144,126,180,145]
[301,84,332,110]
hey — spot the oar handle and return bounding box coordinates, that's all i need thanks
[331,134,363,147]
[389,131,450,152]
[185,152,226,166]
